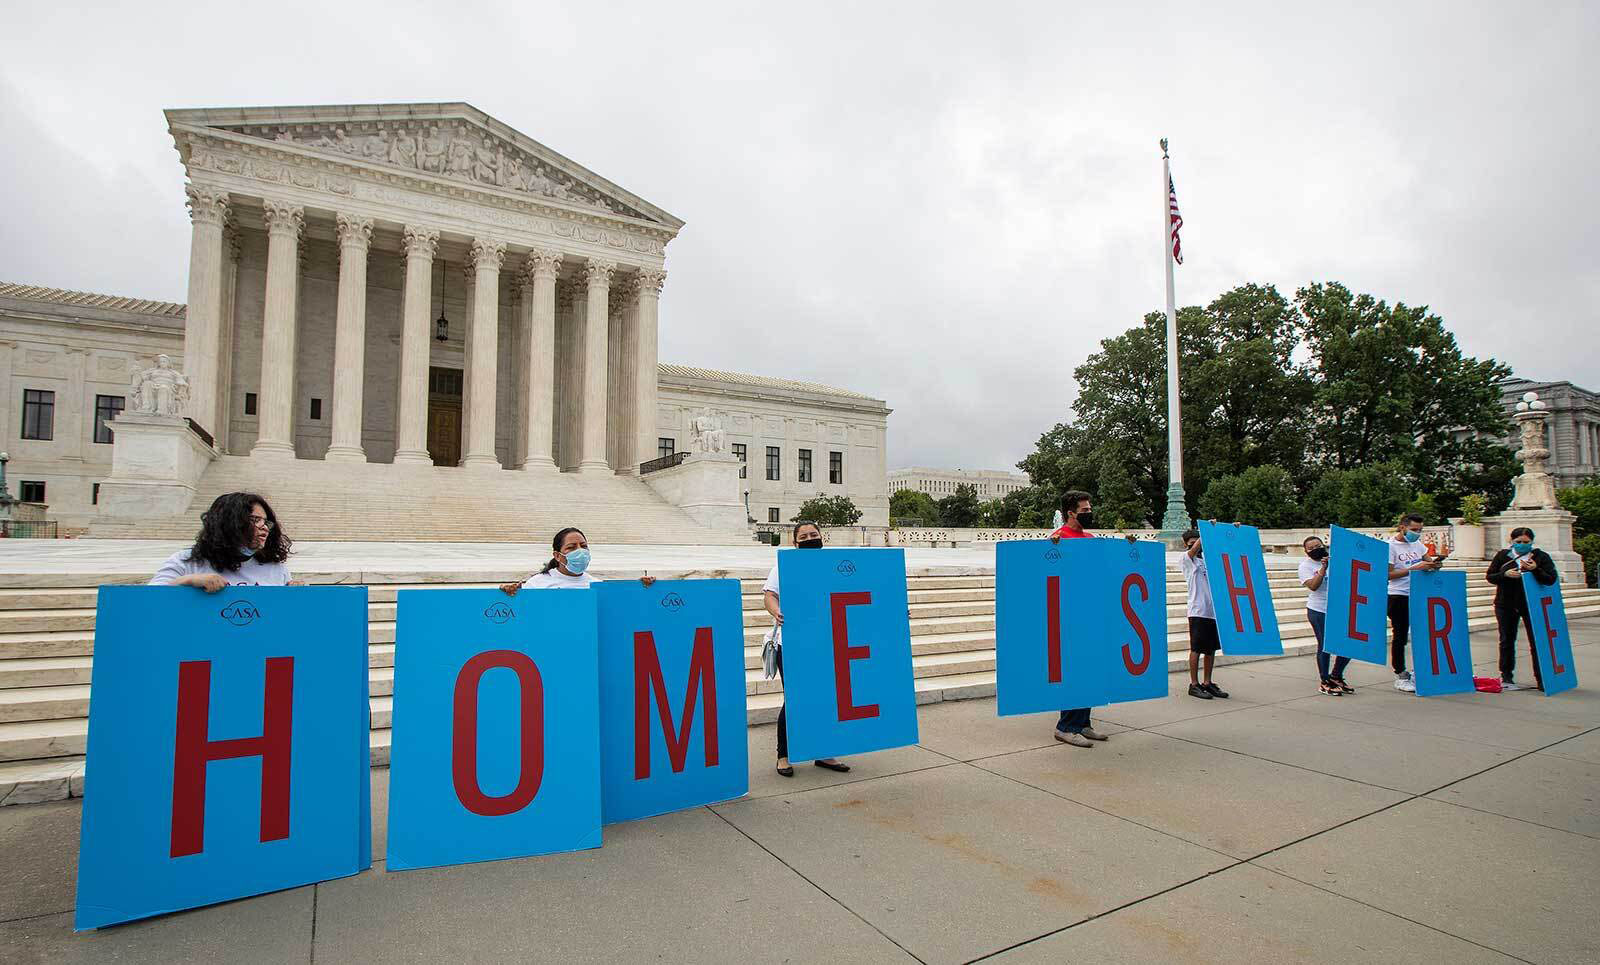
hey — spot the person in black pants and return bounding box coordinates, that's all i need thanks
[764,521,850,777]
[1485,526,1559,691]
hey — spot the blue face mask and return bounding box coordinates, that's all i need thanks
[1511,542,1533,556]
[238,546,256,559]
[563,548,592,575]
[1402,530,1421,543]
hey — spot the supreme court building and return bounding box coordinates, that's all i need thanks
[0,104,890,537]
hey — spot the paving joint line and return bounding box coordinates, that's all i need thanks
[703,805,927,965]
[308,883,318,964]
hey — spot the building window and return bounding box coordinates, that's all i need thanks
[766,446,780,481]
[768,507,780,523]
[310,398,322,420]
[830,451,843,484]
[798,448,813,483]
[20,481,45,503]
[21,389,54,440]
[93,395,125,444]
[244,392,257,415]
[92,482,100,505]
[658,437,675,459]
[732,443,747,479]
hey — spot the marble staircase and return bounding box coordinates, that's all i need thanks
[2,566,1595,805]
[87,454,750,544]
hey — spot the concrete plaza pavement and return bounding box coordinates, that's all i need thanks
[2,621,1597,964]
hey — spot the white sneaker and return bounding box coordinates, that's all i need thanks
[1394,673,1416,694]
[1500,680,1524,691]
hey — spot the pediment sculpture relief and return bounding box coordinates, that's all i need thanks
[226,121,650,221]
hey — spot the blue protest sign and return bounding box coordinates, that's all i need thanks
[1196,522,1282,656]
[776,548,917,761]
[594,579,748,824]
[386,588,601,871]
[1408,570,1474,696]
[75,586,370,931]
[1101,539,1170,704]
[1321,525,1390,665]
[1522,575,1579,696]
[996,538,1167,714]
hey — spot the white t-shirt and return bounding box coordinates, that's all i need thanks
[522,569,600,590]
[1298,558,1330,613]
[1388,537,1427,596]
[762,565,780,599]
[1178,554,1215,619]
[150,549,290,587]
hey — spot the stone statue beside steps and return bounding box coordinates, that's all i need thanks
[688,408,727,454]
[128,355,190,419]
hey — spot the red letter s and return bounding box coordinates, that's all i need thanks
[1120,573,1151,675]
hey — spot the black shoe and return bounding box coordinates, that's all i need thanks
[1187,683,1213,699]
[1203,682,1229,699]
[776,763,794,777]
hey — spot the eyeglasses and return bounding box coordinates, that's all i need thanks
[248,515,276,532]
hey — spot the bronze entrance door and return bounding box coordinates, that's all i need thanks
[426,366,463,466]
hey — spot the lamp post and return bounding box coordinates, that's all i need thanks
[1510,391,1558,510]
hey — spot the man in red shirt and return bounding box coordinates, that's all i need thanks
[1048,490,1110,748]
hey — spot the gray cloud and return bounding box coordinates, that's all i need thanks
[2,1,1593,476]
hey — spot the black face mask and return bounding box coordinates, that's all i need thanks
[1308,546,1329,561]
[1074,511,1095,531]
[797,537,823,549]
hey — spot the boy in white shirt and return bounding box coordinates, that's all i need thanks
[1179,529,1228,700]
[1387,514,1444,693]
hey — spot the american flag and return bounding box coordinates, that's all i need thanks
[1168,176,1184,265]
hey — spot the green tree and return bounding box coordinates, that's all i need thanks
[936,483,983,527]
[1095,455,1149,528]
[793,495,862,526]
[1301,464,1412,527]
[1403,491,1441,526]
[1197,465,1300,527]
[1559,483,1600,586]
[1296,281,1512,502]
[889,488,939,527]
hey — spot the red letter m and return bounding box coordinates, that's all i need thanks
[170,657,294,858]
[634,627,719,779]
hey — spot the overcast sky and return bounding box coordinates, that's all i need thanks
[3,2,1595,474]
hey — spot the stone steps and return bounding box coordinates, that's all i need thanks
[2,565,1596,807]
[90,454,750,545]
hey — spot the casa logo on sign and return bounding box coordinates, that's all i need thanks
[1044,548,1061,561]
[220,600,261,627]
[483,602,515,624]
[836,560,857,576]
[660,592,686,612]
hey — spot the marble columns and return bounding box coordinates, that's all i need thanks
[250,200,304,456]
[579,260,615,474]
[393,227,438,464]
[326,214,374,462]
[180,184,229,438]
[520,249,562,471]
[462,239,506,468]
[629,270,665,475]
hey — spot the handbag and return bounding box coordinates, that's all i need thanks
[761,625,781,679]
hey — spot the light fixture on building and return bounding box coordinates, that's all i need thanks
[434,258,449,342]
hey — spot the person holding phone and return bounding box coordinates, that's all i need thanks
[1386,514,1443,693]
[1485,527,1558,690]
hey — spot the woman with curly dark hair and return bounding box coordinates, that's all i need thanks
[150,492,293,592]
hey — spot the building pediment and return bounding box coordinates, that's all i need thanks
[165,103,682,231]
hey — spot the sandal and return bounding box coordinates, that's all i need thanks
[814,760,851,773]
[1331,677,1355,694]
[1319,679,1342,696]
[776,763,794,777]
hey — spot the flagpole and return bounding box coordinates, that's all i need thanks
[1158,137,1192,538]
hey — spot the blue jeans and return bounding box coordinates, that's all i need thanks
[1057,707,1091,733]
[1307,608,1349,680]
